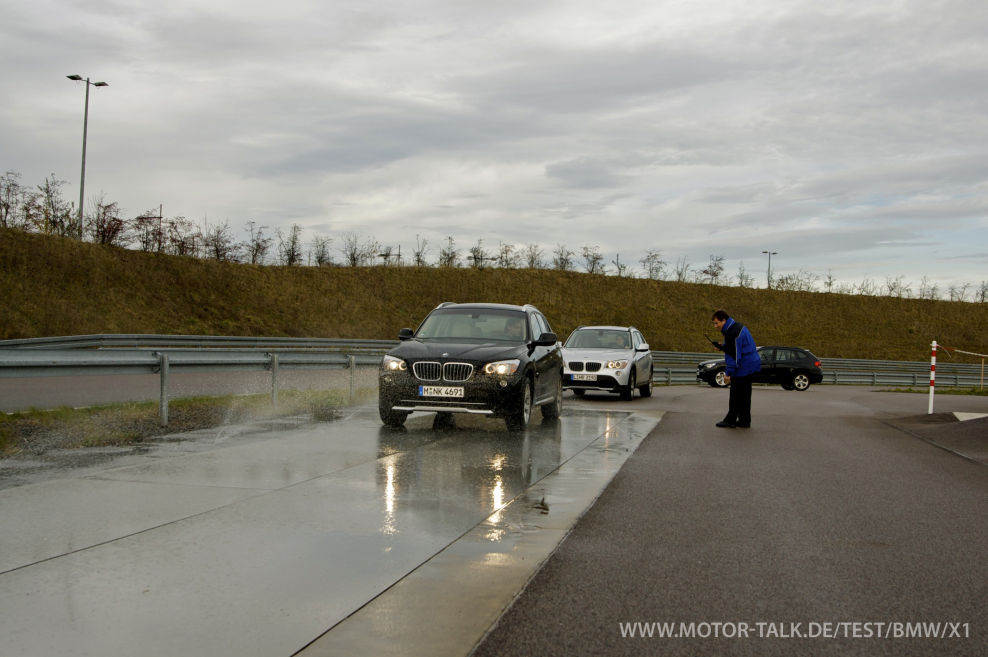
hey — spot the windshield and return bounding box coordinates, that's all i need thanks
[564,329,631,350]
[416,308,528,342]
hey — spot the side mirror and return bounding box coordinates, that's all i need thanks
[534,332,557,347]
[636,343,650,352]
[398,328,414,341]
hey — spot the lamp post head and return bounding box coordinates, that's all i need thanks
[67,74,83,81]
[94,81,109,87]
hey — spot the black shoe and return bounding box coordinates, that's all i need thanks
[715,421,736,428]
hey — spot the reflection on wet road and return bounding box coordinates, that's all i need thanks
[0,406,658,657]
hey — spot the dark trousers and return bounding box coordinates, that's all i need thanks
[725,374,753,426]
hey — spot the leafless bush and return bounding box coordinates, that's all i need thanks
[581,245,605,274]
[278,224,304,266]
[244,221,273,265]
[523,243,545,269]
[202,220,240,262]
[467,239,491,268]
[131,211,164,253]
[497,242,520,269]
[639,249,666,280]
[439,236,460,267]
[87,195,129,246]
[673,256,691,282]
[701,254,725,284]
[165,217,202,257]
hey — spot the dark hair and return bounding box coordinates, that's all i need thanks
[711,309,729,321]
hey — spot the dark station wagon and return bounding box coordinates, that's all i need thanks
[697,345,824,391]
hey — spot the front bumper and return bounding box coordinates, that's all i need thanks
[379,370,527,418]
[561,367,630,392]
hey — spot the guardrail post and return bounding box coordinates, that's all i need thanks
[270,353,279,407]
[158,353,169,427]
[348,354,357,403]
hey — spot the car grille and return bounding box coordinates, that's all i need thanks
[569,361,584,371]
[411,361,474,382]
[568,361,602,372]
[443,362,474,382]
[585,362,602,372]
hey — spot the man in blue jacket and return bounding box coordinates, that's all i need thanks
[711,309,760,428]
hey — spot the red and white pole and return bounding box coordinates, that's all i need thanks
[928,340,937,414]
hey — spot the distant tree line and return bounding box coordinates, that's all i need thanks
[2,170,986,303]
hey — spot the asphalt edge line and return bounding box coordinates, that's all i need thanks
[880,419,985,467]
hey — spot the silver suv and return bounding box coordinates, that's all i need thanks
[561,326,653,400]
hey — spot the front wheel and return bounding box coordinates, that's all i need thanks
[620,369,636,400]
[792,373,811,391]
[379,401,408,427]
[713,370,729,388]
[639,367,653,397]
[541,375,562,420]
[506,377,534,430]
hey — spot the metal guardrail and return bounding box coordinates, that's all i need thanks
[0,344,385,426]
[0,334,396,352]
[0,336,983,424]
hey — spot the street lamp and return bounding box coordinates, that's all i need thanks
[67,74,109,240]
[761,250,778,289]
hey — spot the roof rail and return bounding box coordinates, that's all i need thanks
[435,301,457,309]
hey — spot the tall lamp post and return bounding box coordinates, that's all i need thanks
[762,250,778,289]
[66,74,109,240]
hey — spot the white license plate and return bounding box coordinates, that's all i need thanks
[419,386,464,398]
[571,374,597,381]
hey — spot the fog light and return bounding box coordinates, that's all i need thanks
[499,380,508,388]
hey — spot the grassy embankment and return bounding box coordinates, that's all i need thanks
[1,228,986,453]
[3,227,987,359]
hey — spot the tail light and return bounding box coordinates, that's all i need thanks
[814,361,821,367]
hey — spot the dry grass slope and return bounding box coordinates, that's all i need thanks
[2,228,986,362]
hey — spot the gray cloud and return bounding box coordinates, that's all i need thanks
[2,0,987,287]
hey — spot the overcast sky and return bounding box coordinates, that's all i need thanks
[3,0,987,289]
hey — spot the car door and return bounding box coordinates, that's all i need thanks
[754,348,774,383]
[632,330,651,379]
[530,312,561,402]
[773,348,797,383]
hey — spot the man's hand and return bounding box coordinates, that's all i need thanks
[723,375,731,385]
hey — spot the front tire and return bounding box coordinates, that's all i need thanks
[713,370,729,388]
[506,377,534,430]
[621,369,635,400]
[639,366,653,397]
[379,400,408,427]
[541,375,562,420]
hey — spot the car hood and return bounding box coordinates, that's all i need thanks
[698,357,725,367]
[561,348,633,361]
[389,339,525,363]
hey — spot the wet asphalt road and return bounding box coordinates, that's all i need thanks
[0,384,985,656]
[472,386,988,657]
[0,402,657,657]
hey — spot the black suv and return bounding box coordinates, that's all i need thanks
[378,302,563,429]
[697,346,824,391]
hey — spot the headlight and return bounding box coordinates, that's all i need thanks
[483,359,520,375]
[701,362,717,370]
[606,360,629,369]
[382,355,407,372]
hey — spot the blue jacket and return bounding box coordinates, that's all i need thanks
[720,318,760,377]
